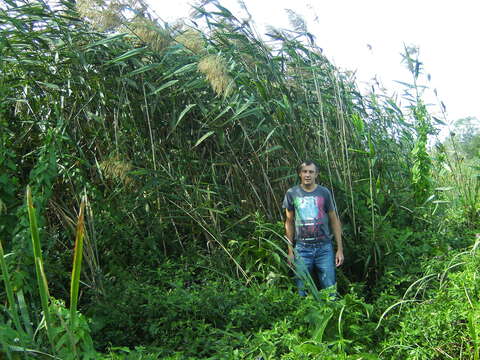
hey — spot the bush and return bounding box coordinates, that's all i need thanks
[87,258,301,357]
[379,245,480,359]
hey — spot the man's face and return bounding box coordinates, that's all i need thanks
[298,164,317,186]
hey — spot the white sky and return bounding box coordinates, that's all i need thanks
[148,0,480,129]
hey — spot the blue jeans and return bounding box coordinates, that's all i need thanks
[294,241,336,297]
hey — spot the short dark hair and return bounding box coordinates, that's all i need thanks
[297,160,318,174]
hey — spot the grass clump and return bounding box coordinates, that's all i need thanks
[379,242,480,359]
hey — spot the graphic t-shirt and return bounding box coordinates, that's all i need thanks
[282,185,334,242]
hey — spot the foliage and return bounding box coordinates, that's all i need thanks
[87,258,379,359]
[0,188,95,359]
[433,116,480,227]
[400,45,435,205]
[0,0,424,283]
[0,0,479,359]
[380,241,480,359]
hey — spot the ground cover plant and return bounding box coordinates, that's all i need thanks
[0,0,479,358]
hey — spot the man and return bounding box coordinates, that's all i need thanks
[283,160,344,296]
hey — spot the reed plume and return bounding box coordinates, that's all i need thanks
[131,18,172,52]
[176,29,206,54]
[198,54,234,96]
[76,0,123,31]
[99,157,133,186]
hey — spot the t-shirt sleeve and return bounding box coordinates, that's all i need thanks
[282,190,294,211]
[324,188,335,212]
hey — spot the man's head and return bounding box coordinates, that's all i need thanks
[297,160,318,187]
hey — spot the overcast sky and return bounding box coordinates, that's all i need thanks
[148,0,480,129]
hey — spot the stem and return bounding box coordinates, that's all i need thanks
[26,186,55,351]
[0,239,23,334]
[70,196,86,320]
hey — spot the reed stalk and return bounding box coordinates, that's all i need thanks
[70,195,86,322]
[26,186,55,350]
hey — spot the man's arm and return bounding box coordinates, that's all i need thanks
[285,209,295,266]
[328,210,344,267]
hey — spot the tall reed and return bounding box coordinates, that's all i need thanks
[26,186,55,350]
[70,195,86,321]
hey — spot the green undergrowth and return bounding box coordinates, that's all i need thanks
[1,192,478,359]
[1,0,479,358]
[379,239,480,359]
[83,229,479,360]
[86,255,378,359]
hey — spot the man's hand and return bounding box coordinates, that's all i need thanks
[287,251,295,267]
[335,249,344,267]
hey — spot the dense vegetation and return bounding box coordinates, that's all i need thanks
[0,0,479,359]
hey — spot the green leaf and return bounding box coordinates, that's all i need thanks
[351,113,364,133]
[260,127,277,148]
[36,81,60,91]
[310,308,333,342]
[127,63,161,77]
[230,97,254,122]
[172,63,196,76]
[423,194,435,204]
[105,47,148,65]
[172,104,196,132]
[432,116,446,125]
[260,145,283,157]
[193,131,215,148]
[150,80,179,95]
[17,290,33,337]
[348,148,370,155]
[368,133,375,157]
[163,63,197,80]
[296,343,324,355]
[85,33,128,49]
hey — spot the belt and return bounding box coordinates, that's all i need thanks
[296,239,331,247]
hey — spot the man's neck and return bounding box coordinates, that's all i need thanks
[300,183,317,192]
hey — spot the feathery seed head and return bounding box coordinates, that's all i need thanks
[176,29,205,54]
[76,0,123,31]
[198,54,234,97]
[131,18,171,52]
[99,157,133,186]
